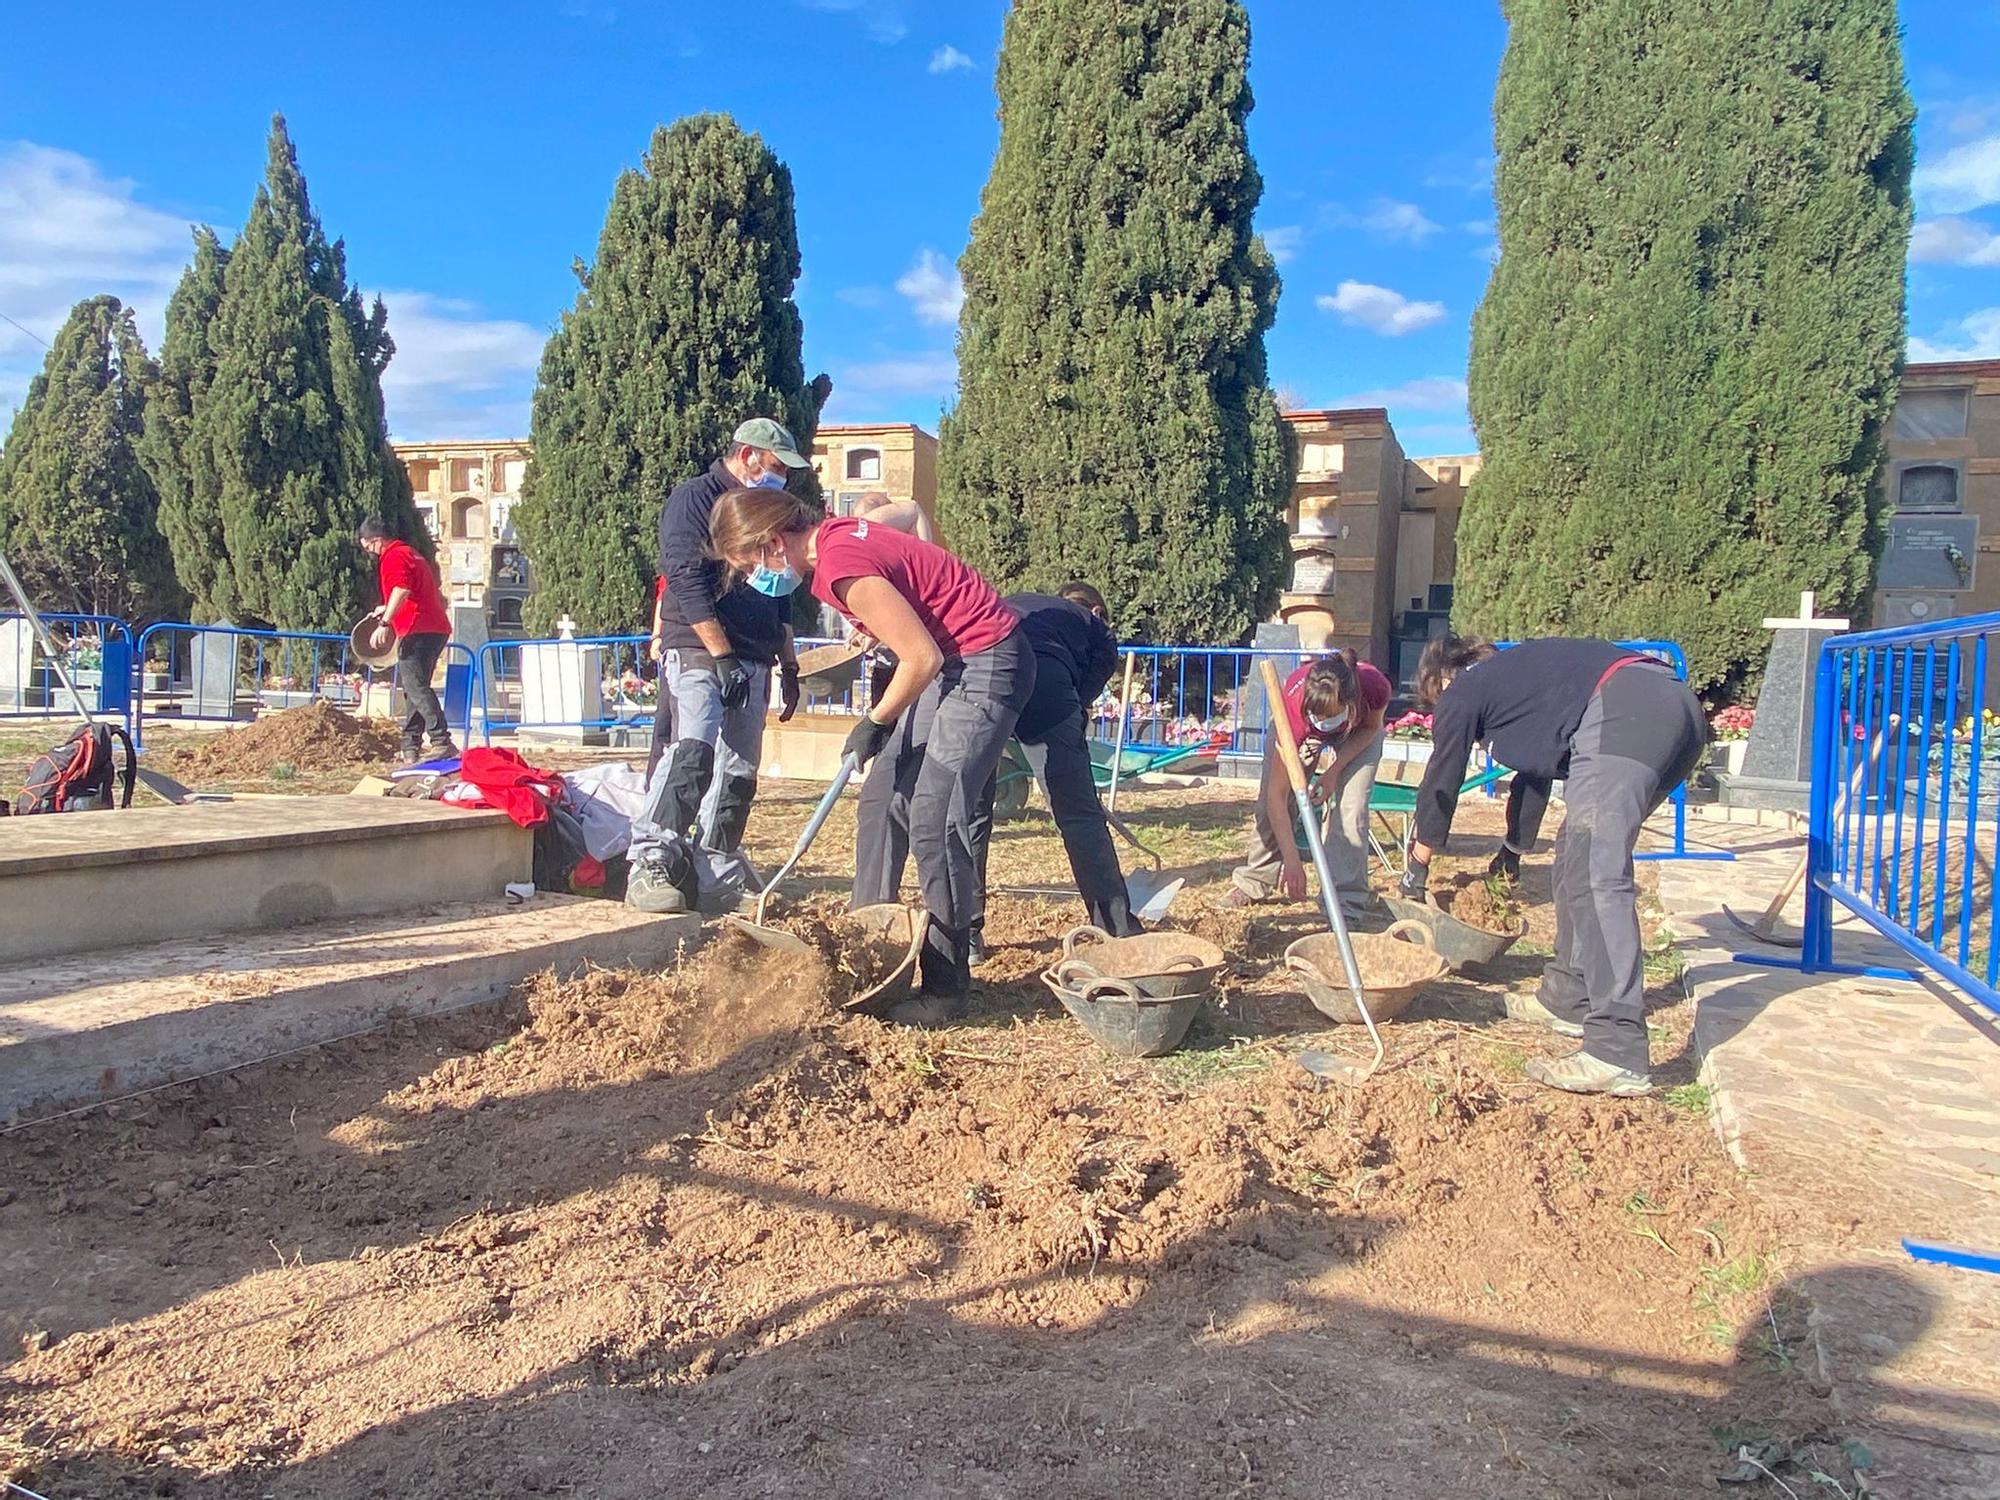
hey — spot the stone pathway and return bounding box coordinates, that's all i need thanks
[1655,816,2000,1498]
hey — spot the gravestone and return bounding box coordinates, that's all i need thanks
[1724,592,1848,811]
[519,614,605,743]
[1880,516,1980,594]
[0,618,32,711]
[190,622,242,720]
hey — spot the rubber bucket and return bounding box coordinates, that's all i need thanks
[1041,963,1207,1059]
[840,903,929,1011]
[1285,919,1447,1025]
[1053,924,1227,1000]
[1381,893,1524,973]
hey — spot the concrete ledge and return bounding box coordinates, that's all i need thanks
[0,800,532,963]
[0,895,706,1120]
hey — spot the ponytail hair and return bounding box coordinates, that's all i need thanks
[707,487,819,567]
[1416,633,1496,708]
[1301,648,1363,725]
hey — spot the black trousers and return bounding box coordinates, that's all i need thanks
[396,632,451,752]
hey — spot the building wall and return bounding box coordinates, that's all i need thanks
[809,424,940,530]
[393,440,534,640]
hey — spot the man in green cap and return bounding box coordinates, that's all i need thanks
[628,417,808,913]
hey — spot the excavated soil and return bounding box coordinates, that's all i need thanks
[1,889,1853,1499]
[1434,873,1524,936]
[163,702,402,779]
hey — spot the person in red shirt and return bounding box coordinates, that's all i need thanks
[708,488,1035,1021]
[357,516,456,761]
[1224,650,1391,918]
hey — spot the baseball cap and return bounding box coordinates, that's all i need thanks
[731,417,807,468]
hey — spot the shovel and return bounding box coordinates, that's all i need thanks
[721,753,859,955]
[1721,850,1808,949]
[1258,659,1384,1083]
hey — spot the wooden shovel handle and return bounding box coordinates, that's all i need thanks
[1259,659,1309,797]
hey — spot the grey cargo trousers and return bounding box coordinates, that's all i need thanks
[1537,664,1707,1074]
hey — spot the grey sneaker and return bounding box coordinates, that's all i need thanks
[1503,989,1585,1038]
[1525,1050,1653,1097]
[626,848,694,914]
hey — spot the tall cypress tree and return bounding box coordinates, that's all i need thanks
[0,296,183,623]
[138,227,232,619]
[187,115,425,631]
[938,0,1291,647]
[515,113,829,635]
[1458,0,1913,697]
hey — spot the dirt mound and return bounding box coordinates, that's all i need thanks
[165,701,402,778]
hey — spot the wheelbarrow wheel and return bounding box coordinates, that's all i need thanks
[993,770,1033,819]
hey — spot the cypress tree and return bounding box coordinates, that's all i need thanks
[515,113,829,635]
[0,295,183,623]
[938,0,1291,647]
[1458,0,1914,698]
[139,228,233,619]
[188,115,425,632]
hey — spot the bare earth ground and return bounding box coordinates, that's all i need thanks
[0,725,1908,1496]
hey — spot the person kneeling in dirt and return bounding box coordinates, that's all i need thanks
[1401,635,1707,1098]
[357,516,458,763]
[1222,651,1389,921]
[854,582,1140,957]
[709,488,1034,1024]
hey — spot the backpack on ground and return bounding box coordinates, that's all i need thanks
[14,723,137,814]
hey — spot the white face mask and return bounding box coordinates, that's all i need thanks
[1309,707,1350,736]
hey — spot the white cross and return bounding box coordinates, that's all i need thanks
[555,613,578,641]
[1763,590,1848,631]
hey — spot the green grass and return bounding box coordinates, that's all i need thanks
[1642,942,1687,983]
[1663,1082,1711,1114]
[1147,1036,1273,1089]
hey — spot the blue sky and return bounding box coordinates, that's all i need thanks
[2,1,1997,456]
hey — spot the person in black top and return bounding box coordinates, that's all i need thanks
[1401,635,1708,1097]
[627,417,805,913]
[852,581,1139,945]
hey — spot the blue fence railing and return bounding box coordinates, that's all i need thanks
[132,622,477,749]
[0,613,137,732]
[1782,611,2000,1016]
[471,635,861,743]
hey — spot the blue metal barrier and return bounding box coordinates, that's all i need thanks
[0,613,136,734]
[472,635,855,743]
[1758,611,2000,1014]
[132,623,477,749]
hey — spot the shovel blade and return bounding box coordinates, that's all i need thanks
[1721,905,1803,949]
[719,915,814,957]
[1125,869,1185,923]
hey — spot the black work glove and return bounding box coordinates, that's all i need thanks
[778,664,801,723]
[714,653,753,710]
[1397,856,1430,903]
[844,714,894,771]
[1487,845,1522,884]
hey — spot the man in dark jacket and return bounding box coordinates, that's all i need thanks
[628,417,805,913]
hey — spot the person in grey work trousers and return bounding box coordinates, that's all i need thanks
[626,417,805,914]
[1401,635,1707,1097]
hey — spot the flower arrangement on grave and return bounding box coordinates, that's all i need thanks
[1387,709,1433,742]
[63,634,103,673]
[1710,705,1755,742]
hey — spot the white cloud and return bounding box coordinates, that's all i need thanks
[1908,308,2000,363]
[374,291,545,441]
[1910,215,2000,268]
[0,143,194,421]
[1422,154,1494,195]
[798,0,905,44]
[1362,200,1441,243]
[821,351,958,420]
[895,249,963,326]
[1327,375,1468,413]
[1460,218,1494,237]
[928,44,973,74]
[1916,135,2000,214]
[1314,280,1445,337]
[836,285,889,309]
[1261,225,1303,265]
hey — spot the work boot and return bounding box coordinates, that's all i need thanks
[427,738,461,760]
[398,741,423,766]
[1525,1050,1653,1097]
[627,844,697,915]
[967,928,988,966]
[887,993,968,1028]
[1219,884,1262,909]
[1503,989,1584,1038]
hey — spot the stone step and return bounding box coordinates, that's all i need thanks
[0,798,531,963]
[0,895,705,1121]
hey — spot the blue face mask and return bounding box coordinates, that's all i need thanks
[749,563,802,597]
[751,471,788,490]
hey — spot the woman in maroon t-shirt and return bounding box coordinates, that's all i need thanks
[1225,650,1391,917]
[708,489,1036,1018]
